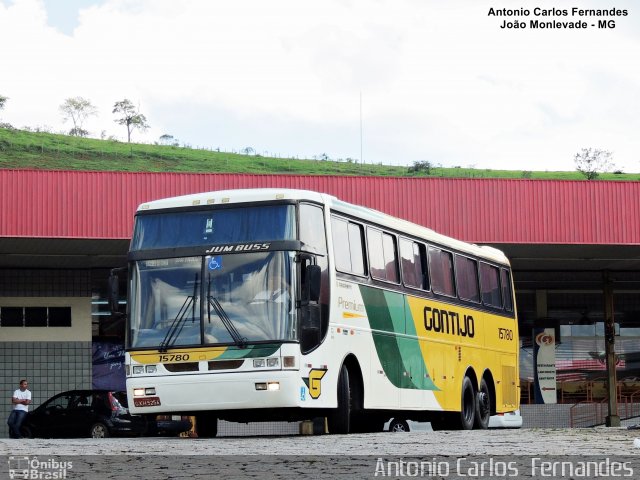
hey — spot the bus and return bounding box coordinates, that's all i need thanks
[111,188,519,436]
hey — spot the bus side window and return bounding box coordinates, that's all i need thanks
[501,269,514,312]
[348,223,366,275]
[331,217,351,272]
[455,255,480,303]
[299,204,327,255]
[331,215,366,276]
[382,232,399,283]
[368,228,399,283]
[428,246,455,297]
[480,262,502,308]
[400,238,428,290]
[367,228,385,279]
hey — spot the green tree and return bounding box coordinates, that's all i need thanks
[407,160,433,175]
[0,94,7,111]
[59,97,97,137]
[112,99,149,143]
[574,148,613,180]
[159,134,176,146]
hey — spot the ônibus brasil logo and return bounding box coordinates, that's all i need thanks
[8,456,72,479]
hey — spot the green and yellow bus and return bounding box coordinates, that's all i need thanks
[116,189,519,435]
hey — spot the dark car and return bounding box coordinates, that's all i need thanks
[21,389,148,438]
[149,415,194,437]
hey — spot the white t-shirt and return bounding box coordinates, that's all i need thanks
[12,388,31,412]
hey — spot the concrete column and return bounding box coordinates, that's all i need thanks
[603,272,620,427]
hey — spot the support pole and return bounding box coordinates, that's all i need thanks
[603,271,620,427]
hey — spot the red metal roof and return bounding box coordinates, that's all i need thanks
[1,169,639,245]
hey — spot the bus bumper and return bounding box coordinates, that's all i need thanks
[127,370,303,414]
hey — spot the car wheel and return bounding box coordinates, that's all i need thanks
[89,422,110,438]
[20,425,33,438]
[389,419,410,432]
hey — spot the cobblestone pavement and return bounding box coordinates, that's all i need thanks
[2,428,639,479]
[2,427,639,456]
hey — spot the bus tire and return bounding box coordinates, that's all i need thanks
[457,376,476,430]
[328,365,352,434]
[195,413,218,438]
[474,378,491,429]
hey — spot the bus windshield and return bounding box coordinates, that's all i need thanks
[131,205,296,250]
[129,251,297,349]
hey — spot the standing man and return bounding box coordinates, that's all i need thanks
[7,379,31,439]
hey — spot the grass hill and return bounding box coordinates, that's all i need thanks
[1,127,638,180]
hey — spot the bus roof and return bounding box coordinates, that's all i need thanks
[138,188,332,211]
[138,188,510,265]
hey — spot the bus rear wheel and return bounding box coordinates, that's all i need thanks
[328,365,353,434]
[474,378,491,429]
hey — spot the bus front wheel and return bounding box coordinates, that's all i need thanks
[430,376,477,431]
[328,365,352,434]
[458,376,476,430]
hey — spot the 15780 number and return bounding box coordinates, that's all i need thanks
[498,328,514,341]
[158,353,190,362]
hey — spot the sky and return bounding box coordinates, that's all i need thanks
[0,0,639,172]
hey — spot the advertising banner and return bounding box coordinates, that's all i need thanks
[534,327,557,404]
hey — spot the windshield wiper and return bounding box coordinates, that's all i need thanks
[159,273,199,352]
[207,279,246,348]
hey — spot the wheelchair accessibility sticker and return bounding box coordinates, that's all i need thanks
[208,256,223,270]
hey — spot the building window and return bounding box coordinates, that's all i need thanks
[0,306,72,327]
[0,307,23,327]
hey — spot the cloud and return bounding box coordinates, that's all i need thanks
[0,0,639,171]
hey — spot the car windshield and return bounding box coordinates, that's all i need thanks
[129,251,297,348]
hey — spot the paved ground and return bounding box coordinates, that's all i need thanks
[2,428,639,479]
[2,427,640,455]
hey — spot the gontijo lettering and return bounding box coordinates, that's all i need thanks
[424,306,475,338]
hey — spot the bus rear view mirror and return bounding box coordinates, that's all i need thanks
[307,265,321,302]
[108,269,123,314]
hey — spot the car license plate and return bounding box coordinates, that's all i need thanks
[134,397,161,407]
